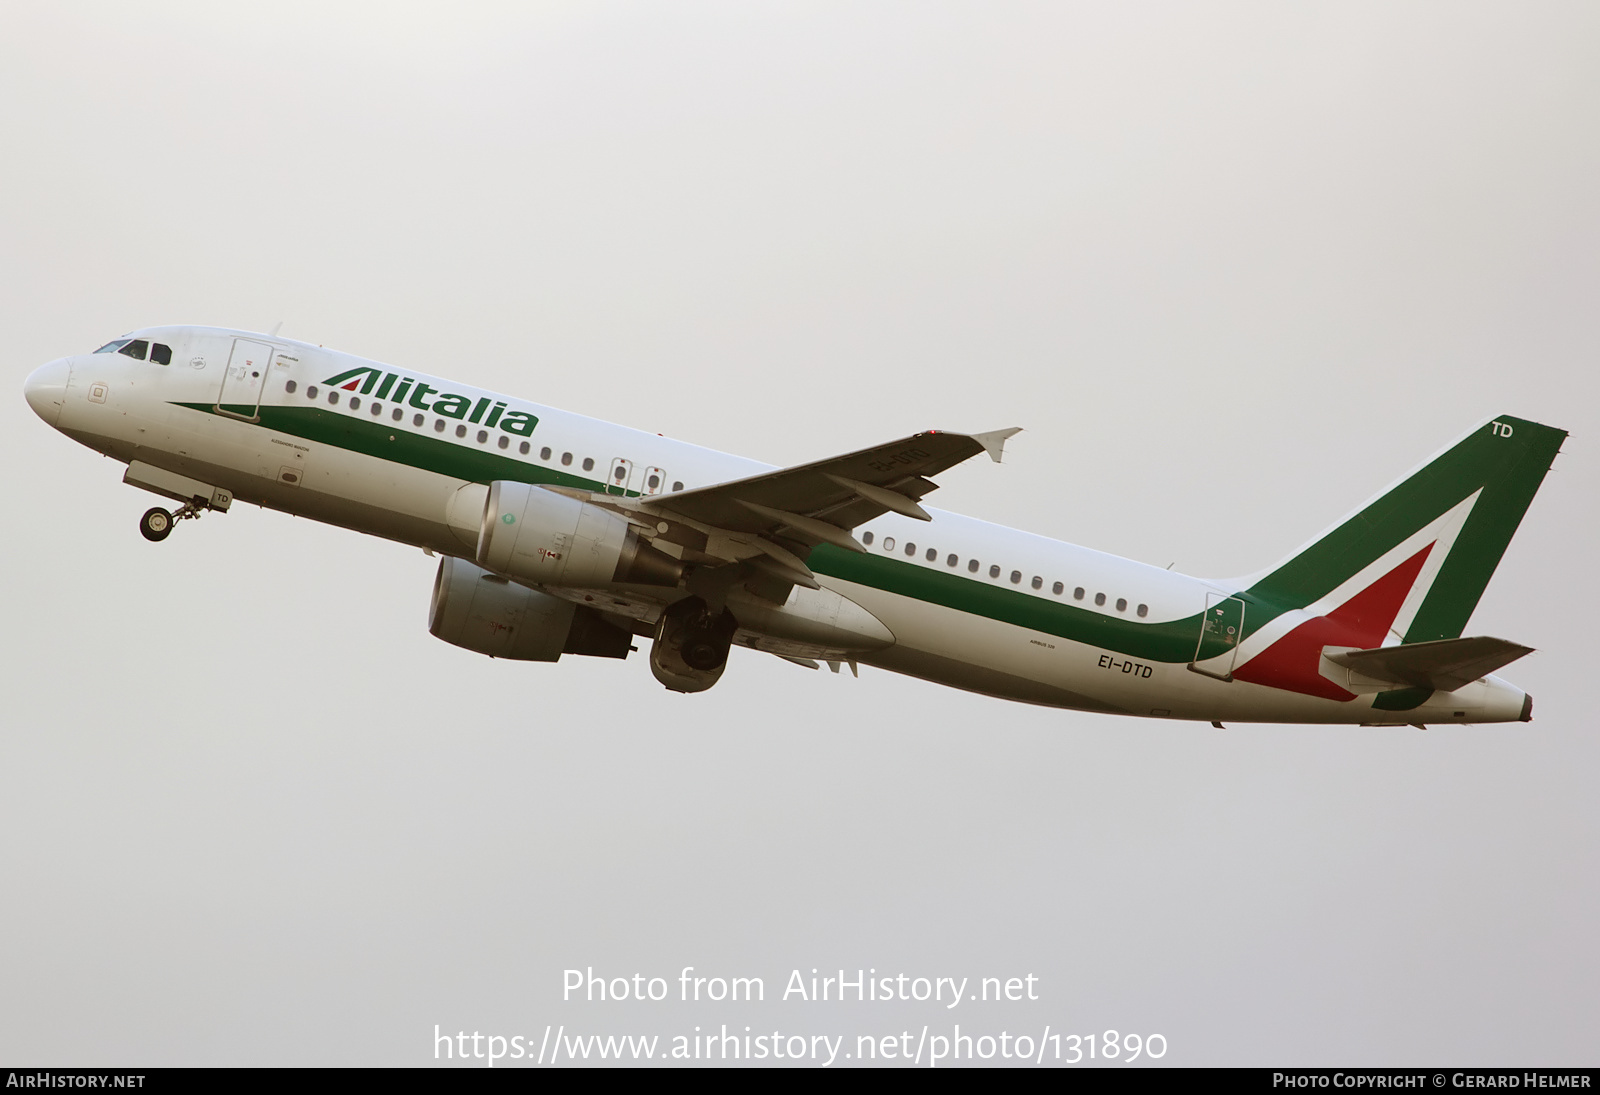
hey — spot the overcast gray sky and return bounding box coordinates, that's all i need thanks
[2,1,1596,1067]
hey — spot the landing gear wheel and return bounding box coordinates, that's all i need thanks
[682,633,726,671]
[139,507,173,542]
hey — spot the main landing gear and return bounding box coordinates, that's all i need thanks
[139,498,208,542]
[650,596,738,693]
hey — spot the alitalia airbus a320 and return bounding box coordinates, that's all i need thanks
[23,326,1565,726]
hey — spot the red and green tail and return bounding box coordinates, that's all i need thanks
[1236,414,1566,642]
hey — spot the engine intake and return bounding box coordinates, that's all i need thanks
[477,480,682,588]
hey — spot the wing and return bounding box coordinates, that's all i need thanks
[565,427,1020,600]
[653,427,1020,533]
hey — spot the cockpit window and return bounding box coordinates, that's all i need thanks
[150,343,172,365]
[94,339,130,354]
[118,340,149,361]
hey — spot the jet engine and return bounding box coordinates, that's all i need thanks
[477,480,682,589]
[650,596,739,693]
[428,555,633,661]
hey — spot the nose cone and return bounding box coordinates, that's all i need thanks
[24,358,71,427]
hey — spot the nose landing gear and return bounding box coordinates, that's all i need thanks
[138,497,209,542]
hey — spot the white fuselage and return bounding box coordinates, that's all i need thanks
[24,325,1531,725]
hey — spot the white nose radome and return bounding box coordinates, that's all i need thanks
[24,357,71,427]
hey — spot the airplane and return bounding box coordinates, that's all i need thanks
[22,325,1565,725]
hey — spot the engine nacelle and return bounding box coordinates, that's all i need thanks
[477,480,682,588]
[428,555,632,661]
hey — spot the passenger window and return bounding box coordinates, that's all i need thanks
[968,559,979,573]
[455,425,467,438]
[582,457,595,471]
[413,413,424,426]
[672,481,684,491]
[349,397,360,410]
[1052,581,1063,595]
[1094,592,1106,606]
[520,442,531,455]
[540,447,552,460]
[328,391,340,405]
[370,402,382,416]
[947,553,958,567]
[477,430,488,443]
[862,532,874,545]
[1116,598,1127,612]
[118,340,149,361]
[989,565,1000,579]
[392,408,403,421]
[434,419,445,433]
[1074,587,1085,600]
[285,380,297,394]
[883,537,896,551]
[647,472,660,490]
[1137,604,1148,618]
[150,343,172,365]
[1031,576,1042,589]
[498,435,509,449]
[905,543,916,557]
[1010,570,1021,584]
[561,452,573,466]
[307,385,319,399]
[926,548,937,562]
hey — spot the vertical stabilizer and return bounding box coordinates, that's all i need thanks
[1238,415,1565,642]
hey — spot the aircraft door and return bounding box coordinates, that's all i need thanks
[1189,593,1245,680]
[606,457,634,495]
[217,338,275,420]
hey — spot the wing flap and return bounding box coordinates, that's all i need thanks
[646,429,1019,533]
[1326,636,1534,692]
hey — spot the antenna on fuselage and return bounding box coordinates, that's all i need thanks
[267,321,283,338]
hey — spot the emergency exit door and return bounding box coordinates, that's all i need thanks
[605,457,634,495]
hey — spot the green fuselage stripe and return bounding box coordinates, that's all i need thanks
[188,401,624,496]
[173,403,1564,671]
[808,546,1206,660]
[182,400,1220,658]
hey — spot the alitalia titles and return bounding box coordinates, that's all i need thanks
[321,366,539,436]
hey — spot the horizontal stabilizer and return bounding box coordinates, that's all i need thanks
[1326,636,1534,693]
